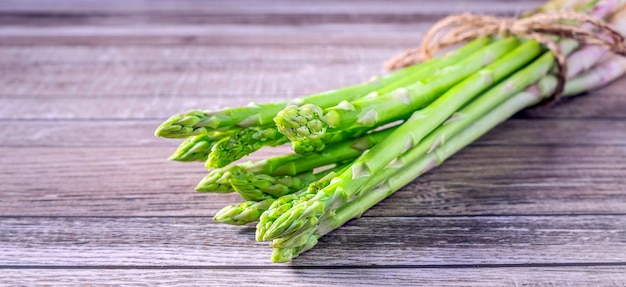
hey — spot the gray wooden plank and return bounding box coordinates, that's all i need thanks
[0,60,389,98]
[1,93,624,120]
[1,144,625,216]
[2,267,626,287]
[3,119,626,147]
[0,45,400,63]
[1,80,625,120]
[0,0,543,15]
[0,30,431,46]
[0,216,624,266]
[0,23,439,46]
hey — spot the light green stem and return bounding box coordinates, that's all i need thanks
[274,38,518,154]
[153,41,486,139]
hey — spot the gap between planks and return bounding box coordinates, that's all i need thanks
[2,262,626,270]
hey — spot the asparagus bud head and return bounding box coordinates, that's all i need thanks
[213,199,274,225]
[155,110,218,138]
[195,169,233,193]
[275,104,334,154]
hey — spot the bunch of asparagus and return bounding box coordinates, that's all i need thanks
[155,0,626,263]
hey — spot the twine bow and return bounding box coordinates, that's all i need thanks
[385,11,626,103]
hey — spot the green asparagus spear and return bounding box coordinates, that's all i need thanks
[195,167,235,193]
[564,56,626,94]
[168,131,234,162]
[214,198,274,225]
[206,126,288,169]
[229,165,341,201]
[155,37,491,139]
[195,126,397,193]
[256,126,396,176]
[154,58,435,138]
[256,165,350,241]
[214,165,353,225]
[274,37,520,154]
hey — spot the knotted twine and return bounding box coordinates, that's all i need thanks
[384,11,626,104]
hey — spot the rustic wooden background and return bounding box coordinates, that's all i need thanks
[1,0,625,285]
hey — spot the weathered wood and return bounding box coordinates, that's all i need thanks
[1,216,624,266]
[0,45,400,63]
[0,60,386,98]
[1,144,625,216]
[3,119,626,147]
[3,267,626,286]
[2,0,626,282]
[1,82,626,120]
[0,0,541,47]
[0,0,543,14]
[1,50,625,99]
[0,31,429,46]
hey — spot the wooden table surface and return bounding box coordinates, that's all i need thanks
[2,0,626,285]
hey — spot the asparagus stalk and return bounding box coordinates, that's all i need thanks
[256,165,351,240]
[206,124,372,168]
[206,126,288,168]
[229,164,344,201]
[373,37,492,94]
[168,131,234,162]
[195,126,396,192]
[259,126,396,176]
[153,40,488,139]
[271,57,626,262]
[564,55,626,94]
[565,0,626,77]
[257,39,545,241]
[274,37,521,154]
[528,0,599,15]
[195,168,234,193]
[214,199,274,226]
[214,165,352,225]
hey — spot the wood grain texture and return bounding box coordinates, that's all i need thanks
[3,267,626,287]
[1,144,625,216]
[0,0,541,47]
[1,216,624,266]
[1,53,626,99]
[0,45,399,63]
[0,0,543,14]
[3,119,626,147]
[2,0,626,284]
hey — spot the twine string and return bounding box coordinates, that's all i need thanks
[384,11,626,103]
